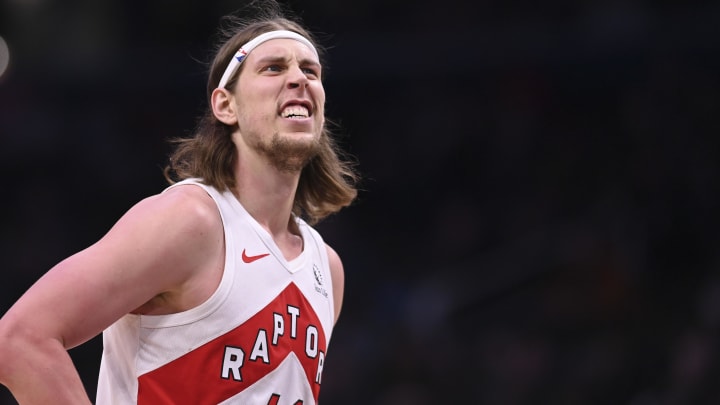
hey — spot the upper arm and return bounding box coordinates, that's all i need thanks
[325,244,345,325]
[1,185,222,349]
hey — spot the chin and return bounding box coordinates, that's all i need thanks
[282,130,317,139]
[266,132,321,171]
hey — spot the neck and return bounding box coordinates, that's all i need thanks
[232,154,302,238]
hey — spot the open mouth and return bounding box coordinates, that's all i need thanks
[280,105,310,119]
[279,100,313,119]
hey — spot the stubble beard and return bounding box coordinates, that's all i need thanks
[258,131,321,173]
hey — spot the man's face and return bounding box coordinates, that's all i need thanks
[232,38,325,172]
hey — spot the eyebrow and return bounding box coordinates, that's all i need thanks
[254,55,321,68]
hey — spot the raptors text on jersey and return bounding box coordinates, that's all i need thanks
[137,283,327,404]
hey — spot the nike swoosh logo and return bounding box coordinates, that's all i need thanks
[242,249,270,263]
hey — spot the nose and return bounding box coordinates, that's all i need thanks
[286,64,309,89]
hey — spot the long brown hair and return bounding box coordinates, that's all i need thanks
[164,1,358,225]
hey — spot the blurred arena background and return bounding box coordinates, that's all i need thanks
[1,0,719,403]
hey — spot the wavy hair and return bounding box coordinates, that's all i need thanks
[164,1,359,225]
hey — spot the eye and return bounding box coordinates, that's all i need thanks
[302,66,320,78]
[262,64,283,73]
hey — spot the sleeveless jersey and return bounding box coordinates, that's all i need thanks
[96,179,336,405]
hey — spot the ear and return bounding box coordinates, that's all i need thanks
[211,88,238,125]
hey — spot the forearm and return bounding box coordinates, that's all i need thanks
[0,334,92,404]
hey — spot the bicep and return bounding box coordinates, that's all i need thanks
[4,189,220,349]
[3,238,158,350]
[7,245,154,349]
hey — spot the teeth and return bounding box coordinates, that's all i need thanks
[281,105,309,118]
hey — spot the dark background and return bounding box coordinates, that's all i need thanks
[1,0,720,404]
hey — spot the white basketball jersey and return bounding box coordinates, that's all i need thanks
[96,179,336,404]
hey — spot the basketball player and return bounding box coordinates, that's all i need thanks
[0,1,358,403]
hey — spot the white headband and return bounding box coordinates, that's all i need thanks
[217,30,318,89]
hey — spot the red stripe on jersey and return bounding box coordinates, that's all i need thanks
[137,282,326,404]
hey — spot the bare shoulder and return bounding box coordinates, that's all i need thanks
[96,183,224,287]
[140,184,220,229]
[114,184,222,248]
[325,244,343,272]
[325,244,345,324]
[120,183,223,275]
[103,183,224,314]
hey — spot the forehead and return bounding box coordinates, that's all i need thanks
[246,38,320,63]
